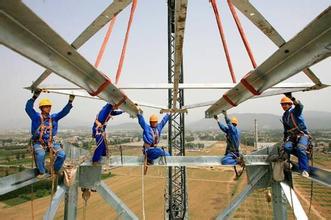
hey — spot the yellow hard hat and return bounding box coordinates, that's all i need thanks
[39,98,52,108]
[149,114,158,122]
[231,117,238,125]
[280,96,293,105]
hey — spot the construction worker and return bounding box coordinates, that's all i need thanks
[214,111,241,165]
[280,93,310,177]
[92,103,123,163]
[137,111,170,164]
[25,90,75,179]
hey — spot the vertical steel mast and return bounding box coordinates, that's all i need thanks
[166,0,187,219]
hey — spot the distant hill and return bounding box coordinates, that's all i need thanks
[1,111,331,132]
[187,111,331,131]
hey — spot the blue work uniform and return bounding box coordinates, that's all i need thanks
[25,98,72,174]
[282,100,310,172]
[137,113,170,163]
[92,103,123,163]
[217,116,240,165]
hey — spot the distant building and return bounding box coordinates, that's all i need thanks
[256,142,277,150]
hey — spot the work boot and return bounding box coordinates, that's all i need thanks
[302,170,310,177]
[36,173,50,179]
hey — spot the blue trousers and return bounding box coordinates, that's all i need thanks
[144,147,170,162]
[33,142,66,174]
[92,134,107,163]
[284,135,309,172]
[221,153,238,165]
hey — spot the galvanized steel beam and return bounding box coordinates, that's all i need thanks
[44,185,66,220]
[30,0,132,90]
[216,168,269,219]
[0,168,39,195]
[272,182,288,220]
[205,6,331,117]
[231,0,323,85]
[291,162,331,187]
[280,182,308,220]
[71,0,132,49]
[0,0,139,117]
[106,155,269,167]
[95,181,138,220]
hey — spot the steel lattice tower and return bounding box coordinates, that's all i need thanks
[165,0,187,219]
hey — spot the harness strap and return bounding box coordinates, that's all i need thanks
[289,112,305,135]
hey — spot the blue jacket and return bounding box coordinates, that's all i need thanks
[137,113,170,146]
[217,116,240,154]
[92,103,123,137]
[25,98,73,142]
[282,100,308,139]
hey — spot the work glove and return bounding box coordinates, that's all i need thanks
[32,89,41,100]
[213,115,219,120]
[284,92,296,102]
[68,94,75,103]
[222,110,227,117]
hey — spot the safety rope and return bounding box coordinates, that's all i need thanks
[210,0,237,83]
[30,141,35,220]
[141,165,146,220]
[308,139,314,217]
[115,0,138,84]
[94,17,117,68]
[227,0,257,68]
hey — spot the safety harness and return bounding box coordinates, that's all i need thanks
[284,112,313,159]
[225,133,245,179]
[143,127,161,175]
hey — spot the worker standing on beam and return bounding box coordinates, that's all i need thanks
[92,103,123,164]
[280,93,310,177]
[25,90,75,179]
[214,111,241,165]
[137,111,170,164]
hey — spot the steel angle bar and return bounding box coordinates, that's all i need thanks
[0,168,39,195]
[44,185,66,220]
[71,0,132,49]
[231,0,323,85]
[96,181,138,220]
[0,1,139,117]
[172,0,187,108]
[108,156,223,167]
[205,7,331,117]
[216,168,269,220]
[280,182,308,220]
[291,162,331,187]
[36,82,320,90]
[30,69,53,91]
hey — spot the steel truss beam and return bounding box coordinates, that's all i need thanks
[0,0,139,117]
[205,6,331,117]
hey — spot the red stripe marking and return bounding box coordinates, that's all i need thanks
[241,77,261,96]
[223,94,237,107]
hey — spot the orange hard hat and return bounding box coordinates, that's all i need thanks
[149,114,158,122]
[280,96,293,105]
[231,117,238,125]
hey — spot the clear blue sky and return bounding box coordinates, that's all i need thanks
[0,0,330,129]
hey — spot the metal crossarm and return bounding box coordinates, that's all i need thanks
[0,0,139,117]
[205,6,331,117]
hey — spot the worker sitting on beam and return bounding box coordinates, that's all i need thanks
[280,93,311,177]
[137,110,170,164]
[25,90,75,179]
[214,111,241,165]
[92,103,123,164]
